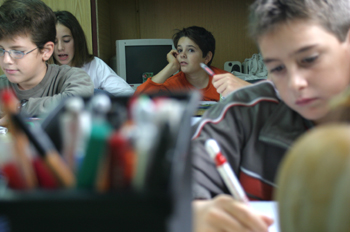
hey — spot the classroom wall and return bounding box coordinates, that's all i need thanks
[42,0,93,54]
[96,0,259,70]
[0,0,258,74]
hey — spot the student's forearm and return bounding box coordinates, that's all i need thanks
[151,63,179,84]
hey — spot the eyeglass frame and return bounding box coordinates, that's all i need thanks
[0,47,38,59]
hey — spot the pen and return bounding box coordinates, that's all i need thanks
[200,62,215,76]
[205,139,249,204]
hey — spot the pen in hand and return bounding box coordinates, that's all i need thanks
[200,63,225,100]
[205,139,249,204]
[200,62,215,76]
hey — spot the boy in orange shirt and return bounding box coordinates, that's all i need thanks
[134,26,249,101]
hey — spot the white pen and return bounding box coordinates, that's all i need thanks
[205,139,249,204]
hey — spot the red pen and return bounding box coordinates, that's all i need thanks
[205,139,249,204]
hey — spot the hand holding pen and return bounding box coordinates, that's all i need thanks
[193,194,273,232]
[205,139,249,204]
[192,138,273,232]
[200,62,251,100]
[200,63,225,100]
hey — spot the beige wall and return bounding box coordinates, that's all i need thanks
[42,0,93,54]
[0,0,258,71]
[97,0,258,70]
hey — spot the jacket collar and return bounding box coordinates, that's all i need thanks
[259,97,314,149]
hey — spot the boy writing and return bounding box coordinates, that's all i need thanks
[0,0,94,126]
[191,0,350,231]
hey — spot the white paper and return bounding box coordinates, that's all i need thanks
[250,201,280,232]
[191,117,201,125]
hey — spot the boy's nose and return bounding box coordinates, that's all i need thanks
[288,70,308,90]
[2,51,14,63]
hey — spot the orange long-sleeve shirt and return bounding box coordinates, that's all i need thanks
[134,66,228,101]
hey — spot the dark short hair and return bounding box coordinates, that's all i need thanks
[172,26,215,67]
[54,10,93,67]
[0,0,56,51]
[249,0,350,43]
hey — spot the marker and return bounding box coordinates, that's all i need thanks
[200,63,225,101]
[205,139,249,204]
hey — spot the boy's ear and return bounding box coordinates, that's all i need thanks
[41,41,54,61]
[204,51,213,65]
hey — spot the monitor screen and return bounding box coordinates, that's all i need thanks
[116,39,175,90]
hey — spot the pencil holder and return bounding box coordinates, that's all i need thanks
[0,91,201,232]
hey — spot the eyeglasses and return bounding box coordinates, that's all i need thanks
[0,47,38,59]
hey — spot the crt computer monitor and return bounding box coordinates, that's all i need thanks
[116,39,175,90]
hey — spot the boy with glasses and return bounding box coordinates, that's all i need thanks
[0,0,94,126]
